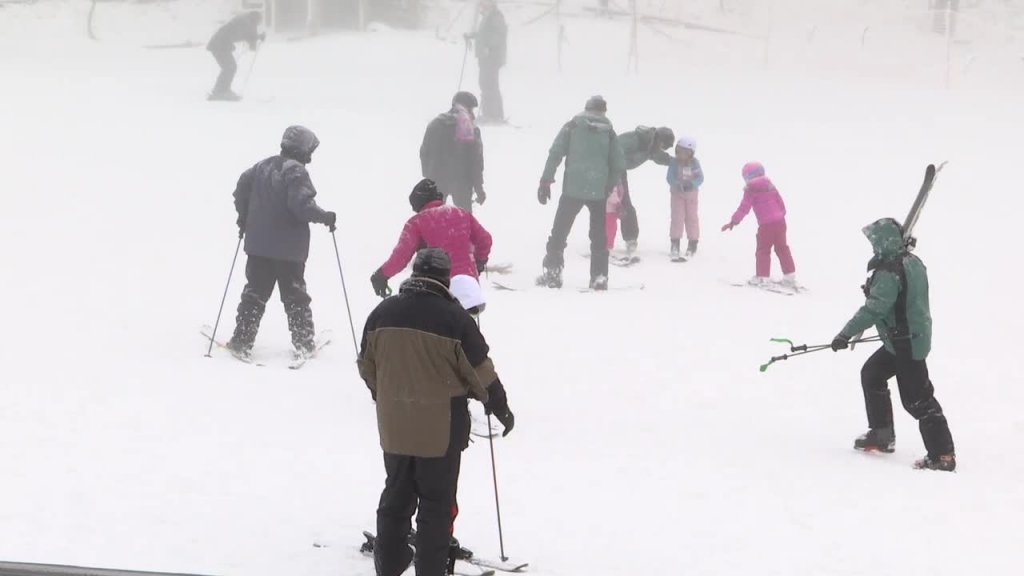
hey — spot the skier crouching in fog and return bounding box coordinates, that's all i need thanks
[228,126,337,359]
[206,10,265,100]
[606,125,675,255]
[831,217,955,471]
[370,179,492,298]
[358,248,514,576]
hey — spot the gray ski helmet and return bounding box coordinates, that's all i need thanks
[409,178,444,212]
[281,125,319,159]
[412,247,453,287]
[585,95,607,113]
[655,127,675,150]
[452,91,478,110]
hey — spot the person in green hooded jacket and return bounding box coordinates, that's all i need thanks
[831,217,955,471]
[536,95,627,290]
[611,126,675,255]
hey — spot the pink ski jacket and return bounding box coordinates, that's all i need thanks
[728,176,787,227]
[380,200,493,279]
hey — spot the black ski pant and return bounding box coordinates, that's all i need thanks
[375,450,462,576]
[446,185,474,215]
[619,172,639,243]
[230,255,316,352]
[478,61,504,121]
[861,346,954,458]
[543,194,608,280]
[211,48,237,95]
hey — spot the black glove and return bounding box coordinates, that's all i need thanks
[475,187,486,205]
[324,211,337,232]
[236,218,245,239]
[476,259,487,275]
[370,268,390,299]
[831,333,851,351]
[258,32,266,42]
[487,405,514,437]
[538,181,552,205]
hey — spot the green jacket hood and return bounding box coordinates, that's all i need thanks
[573,111,614,132]
[863,218,905,259]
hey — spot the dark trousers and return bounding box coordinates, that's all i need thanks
[447,186,474,214]
[375,450,462,576]
[619,172,639,243]
[211,49,237,95]
[478,62,504,121]
[230,255,316,351]
[861,347,954,458]
[544,195,609,280]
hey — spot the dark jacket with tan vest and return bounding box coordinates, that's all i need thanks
[357,276,509,458]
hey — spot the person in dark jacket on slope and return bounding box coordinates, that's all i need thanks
[359,248,514,576]
[831,218,955,471]
[609,126,675,254]
[370,179,492,298]
[228,126,337,358]
[466,0,508,123]
[207,10,265,100]
[420,92,485,214]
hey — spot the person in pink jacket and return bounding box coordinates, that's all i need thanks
[604,180,626,251]
[721,162,797,286]
[370,179,493,298]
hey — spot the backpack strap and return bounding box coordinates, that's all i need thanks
[872,256,911,356]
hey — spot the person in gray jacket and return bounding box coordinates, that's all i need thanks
[228,126,337,357]
[207,10,265,101]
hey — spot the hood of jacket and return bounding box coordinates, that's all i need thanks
[863,218,906,260]
[572,111,614,133]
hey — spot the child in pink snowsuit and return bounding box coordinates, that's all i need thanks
[605,180,626,250]
[721,162,797,285]
[666,137,703,259]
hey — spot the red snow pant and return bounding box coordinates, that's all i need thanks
[755,220,796,277]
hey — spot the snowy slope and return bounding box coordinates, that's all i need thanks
[2,1,1023,576]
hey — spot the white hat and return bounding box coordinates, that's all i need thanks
[675,136,696,152]
[449,274,486,313]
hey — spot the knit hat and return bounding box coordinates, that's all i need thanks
[409,178,444,212]
[675,136,696,152]
[449,274,486,315]
[742,161,766,182]
[412,247,452,287]
[452,91,479,110]
[585,95,607,113]
[280,125,319,164]
[654,127,675,150]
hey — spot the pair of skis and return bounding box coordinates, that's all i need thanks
[200,325,331,369]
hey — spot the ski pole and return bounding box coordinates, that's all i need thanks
[331,230,360,358]
[205,235,243,357]
[240,42,262,96]
[485,411,508,562]
[457,35,471,91]
[759,336,883,372]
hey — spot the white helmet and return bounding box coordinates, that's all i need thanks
[449,274,486,315]
[675,136,696,152]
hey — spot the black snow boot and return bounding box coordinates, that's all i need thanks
[535,266,563,289]
[670,239,681,259]
[685,239,698,259]
[589,275,608,291]
[914,452,956,472]
[854,427,895,453]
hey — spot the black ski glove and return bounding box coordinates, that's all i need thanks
[370,268,390,299]
[483,379,514,437]
[538,180,552,205]
[323,211,337,232]
[258,32,266,42]
[237,218,245,239]
[490,406,514,437]
[476,259,488,275]
[831,333,851,351]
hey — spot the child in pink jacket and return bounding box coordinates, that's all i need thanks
[605,181,626,250]
[721,162,797,286]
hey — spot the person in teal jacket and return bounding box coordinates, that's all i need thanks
[831,218,955,471]
[536,96,626,290]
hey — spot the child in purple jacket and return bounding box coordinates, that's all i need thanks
[721,162,798,286]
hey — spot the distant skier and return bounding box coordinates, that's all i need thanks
[607,126,675,255]
[420,92,486,213]
[206,10,265,101]
[721,162,798,287]
[537,95,626,290]
[665,136,704,260]
[228,126,337,358]
[370,179,493,298]
[830,217,956,471]
[358,248,514,576]
[466,0,508,124]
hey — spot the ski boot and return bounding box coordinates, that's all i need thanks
[225,338,253,361]
[684,239,698,260]
[670,239,681,259]
[780,273,799,289]
[535,266,563,289]
[625,240,638,256]
[589,275,608,291]
[913,452,956,472]
[747,276,770,286]
[854,427,895,453]
[449,536,473,561]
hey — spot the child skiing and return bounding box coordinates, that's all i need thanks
[605,180,626,251]
[665,136,703,260]
[721,162,797,287]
